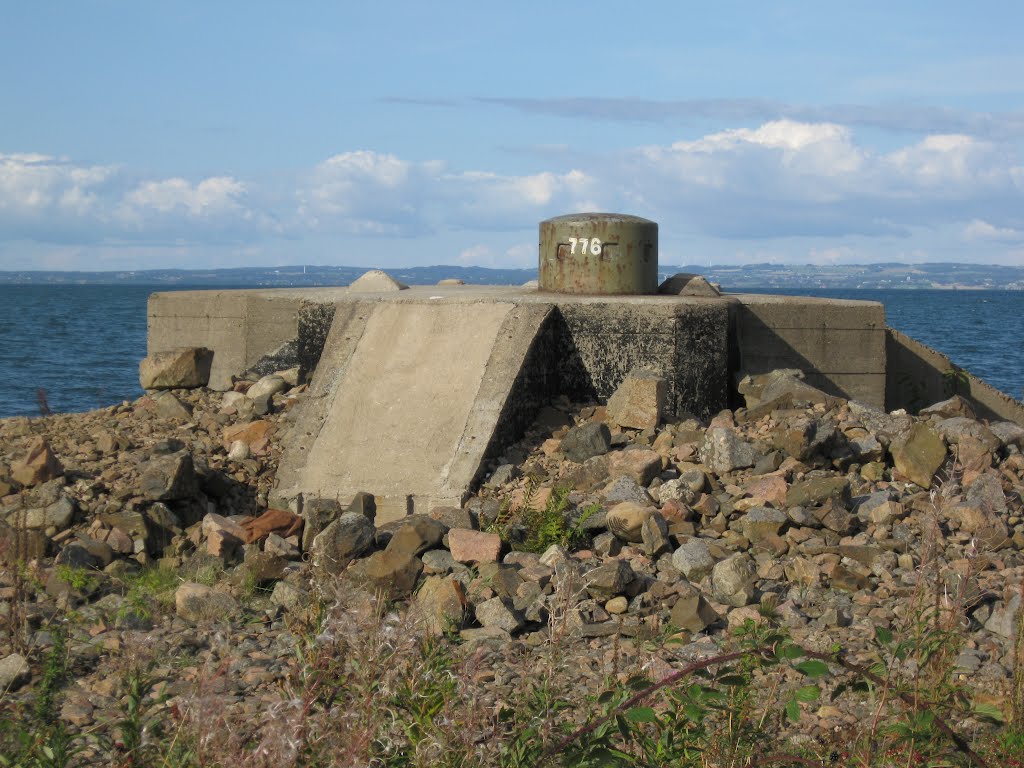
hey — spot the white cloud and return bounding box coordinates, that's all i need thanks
[2,118,1024,267]
[963,219,1024,242]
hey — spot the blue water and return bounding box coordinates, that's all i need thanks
[0,285,1020,418]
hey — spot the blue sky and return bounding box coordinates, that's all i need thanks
[2,1,1024,271]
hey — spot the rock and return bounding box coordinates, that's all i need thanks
[474,597,525,633]
[429,506,474,530]
[670,584,720,632]
[936,417,1001,453]
[984,593,1022,638]
[416,576,469,634]
[175,583,239,623]
[247,375,288,402]
[349,269,409,292]
[222,420,275,453]
[672,539,716,582]
[606,369,666,430]
[264,533,300,559]
[301,497,344,551]
[658,273,721,297]
[700,428,761,474]
[386,516,447,556]
[202,513,247,557]
[227,441,250,461]
[422,549,462,575]
[0,653,31,693]
[239,550,287,585]
[310,512,375,574]
[562,455,611,491]
[152,391,193,421]
[270,581,308,613]
[759,372,829,407]
[658,470,706,505]
[920,395,976,420]
[607,449,663,487]
[349,551,423,597]
[711,554,756,607]
[139,347,213,390]
[10,438,63,487]
[951,474,1010,549]
[56,537,113,569]
[605,501,654,543]
[603,476,653,505]
[486,464,521,488]
[989,421,1024,449]
[813,498,856,535]
[240,508,303,544]
[139,452,199,501]
[890,423,947,488]
[585,560,635,598]
[605,596,628,614]
[641,512,671,557]
[448,529,502,563]
[19,496,76,532]
[739,507,788,543]
[786,476,850,508]
[561,422,612,463]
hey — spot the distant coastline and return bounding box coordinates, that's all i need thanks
[1,262,1022,291]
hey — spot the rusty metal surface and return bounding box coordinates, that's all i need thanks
[539,213,658,295]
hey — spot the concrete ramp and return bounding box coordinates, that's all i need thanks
[274,298,554,522]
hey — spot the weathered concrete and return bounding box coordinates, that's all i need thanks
[148,282,902,520]
[887,329,1024,425]
[730,294,886,407]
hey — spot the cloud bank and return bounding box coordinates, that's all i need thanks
[2,117,1023,267]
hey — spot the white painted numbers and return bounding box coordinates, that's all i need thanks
[567,237,603,255]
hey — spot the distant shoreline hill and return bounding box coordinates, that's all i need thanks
[2,262,1023,291]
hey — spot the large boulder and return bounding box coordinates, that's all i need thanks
[310,512,375,574]
[139,347,213,390]
[606,369,666,430]
[890,423,947,488]
[700,428,761,474]
[561,422,611,463]
[9,438,63,487]
[139,452,199,501]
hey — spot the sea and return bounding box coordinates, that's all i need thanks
[0,284,1020,419]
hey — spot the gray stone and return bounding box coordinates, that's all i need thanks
[175,583,239,623]
[585,560,635,598]
[474,597,525,633]
[310,512,375,574]
[139,452,199,501]
[711,554,757,607]
[561,422,612,463]
[739,507,788,542]
[56,537,113,569]
[670,584,720,632]
[672,539,715,582]
[641,512,671,557]
[984,593,1022,639]
[301,497,344,551]
[0,653,31,693]
[422,549,463,575]
[603,476,652,505]
[386,516,447,556]
[19,496,76,532]
[989,421,1024,449]
[658,469,706,505]
[153,391,193,421]
[936,417,1000,452]
[270,581,308,612]
[786,476,850,508]
[920,395,976,420]
[485,464,521,488]
[700,428,761,474]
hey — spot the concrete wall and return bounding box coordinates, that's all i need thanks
[147,288,347,390]
[729,294,887,407]
[886,329,1024,424]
